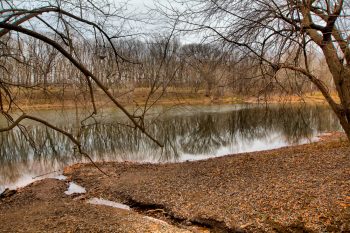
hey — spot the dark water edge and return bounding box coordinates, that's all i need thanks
[0,103,341,191]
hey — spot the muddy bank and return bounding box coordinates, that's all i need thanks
[64,138,350,232]
[1,136,349,232]
[0,179,191,232]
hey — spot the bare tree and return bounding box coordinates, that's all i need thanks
[0,0,163,167]
[160,0,350,139]
[181,43,228,98]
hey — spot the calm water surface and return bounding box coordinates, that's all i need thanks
[0,104,341,192]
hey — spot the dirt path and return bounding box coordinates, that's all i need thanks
[1,136,349,232]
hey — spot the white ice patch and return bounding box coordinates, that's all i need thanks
[64,182,86,195]
[55,175,67,180]
[87,197,130,210]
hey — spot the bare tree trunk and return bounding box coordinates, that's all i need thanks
[321,35,350,140]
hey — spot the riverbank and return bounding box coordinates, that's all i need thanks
[1,134,349,232]
[13,87,338,110]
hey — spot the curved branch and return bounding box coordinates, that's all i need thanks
[0,22,163,147]
[0,113,108,175]
[278,64,340,113]
[0,7,133,63]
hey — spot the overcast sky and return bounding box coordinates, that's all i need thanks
[122,0,201,43]
[128,0,157,10]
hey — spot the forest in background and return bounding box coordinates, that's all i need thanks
[1,34,335,109]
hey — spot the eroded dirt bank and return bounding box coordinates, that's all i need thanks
[0,178,190,232]
[64,138,350,232]
[1,137,350,232]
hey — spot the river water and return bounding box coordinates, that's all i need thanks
[0,104,341,192]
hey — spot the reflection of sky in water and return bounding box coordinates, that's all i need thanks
[181,132,316,162]
[0,104,341,192]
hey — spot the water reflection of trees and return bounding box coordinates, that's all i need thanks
[0,104,341,184]
[179,115,227,154]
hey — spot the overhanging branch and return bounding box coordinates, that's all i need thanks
[0,22,163,147]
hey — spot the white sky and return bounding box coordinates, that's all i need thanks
[124,0,201,43]
[128,0,157,10]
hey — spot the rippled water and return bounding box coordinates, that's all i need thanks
[0,104,341,191]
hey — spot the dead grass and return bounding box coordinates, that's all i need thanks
[6,86,338,111]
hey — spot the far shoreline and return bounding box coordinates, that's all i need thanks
[7,90,337,111]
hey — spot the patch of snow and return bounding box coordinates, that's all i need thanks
[64,182,86,195]
[87,197,130,210]
[143,216,168,225]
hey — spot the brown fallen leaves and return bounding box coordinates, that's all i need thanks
[65,137,350,232]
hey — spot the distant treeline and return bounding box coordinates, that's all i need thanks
[1,35,334,99]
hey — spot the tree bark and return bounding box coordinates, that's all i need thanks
[321,36,350,140]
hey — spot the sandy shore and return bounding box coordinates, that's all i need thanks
[1,134,349,232]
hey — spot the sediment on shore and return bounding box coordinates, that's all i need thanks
[1,135,349,232]
[63,135,349,232]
